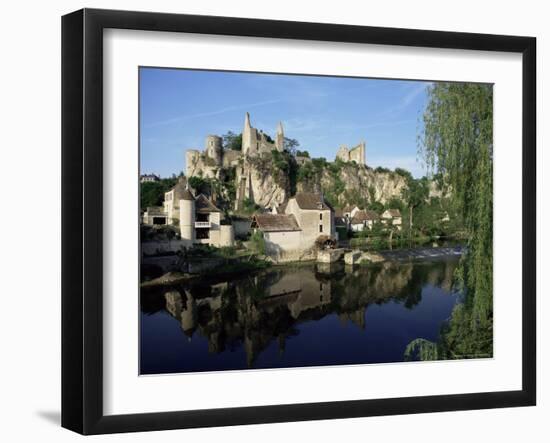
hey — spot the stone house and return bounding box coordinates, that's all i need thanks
[179,189,234,247]
[381,209,403,230]
[163,178,188,225]
[350,209,380,231]
[284,192,335,245]
[251,213,302,257]
[142,206,167,225]
[252,192,335,261]
[140,173,160,183]
[343,205,361,219]
[334,208,349,230]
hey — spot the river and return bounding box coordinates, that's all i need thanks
[140,251,462,374]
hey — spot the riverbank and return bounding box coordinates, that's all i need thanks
[142,244,465,289]
[141,254,271,287]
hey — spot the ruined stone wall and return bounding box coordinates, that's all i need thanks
[335,142,365,164]
[349,142,365,164]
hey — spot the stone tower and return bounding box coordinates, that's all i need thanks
[205,135,223,166]
[179,188,195,246]
[242,112,253,155]
[276,121,284,152]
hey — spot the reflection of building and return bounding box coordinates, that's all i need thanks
[381,209,402,230]
[265,270,332,319]
[179,189,234,247]
[144,256,461,371]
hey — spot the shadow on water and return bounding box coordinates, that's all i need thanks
[140,255,461,374]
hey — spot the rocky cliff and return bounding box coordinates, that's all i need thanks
[188,151,438,210]
[318,164,408,206]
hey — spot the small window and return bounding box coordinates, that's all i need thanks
[319,225,323,233]
[319,213,323,220]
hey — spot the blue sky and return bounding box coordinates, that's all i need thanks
[140,68,431,178]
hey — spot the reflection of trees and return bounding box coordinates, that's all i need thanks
[140,258,458,368]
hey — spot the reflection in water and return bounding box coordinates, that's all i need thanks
[140,257,459,374]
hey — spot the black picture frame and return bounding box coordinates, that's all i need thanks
[62,8,536,435]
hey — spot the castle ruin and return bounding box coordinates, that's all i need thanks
[335,141,366,164]
[184,112,368,210]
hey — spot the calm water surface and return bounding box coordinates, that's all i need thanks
[140,256,461,374]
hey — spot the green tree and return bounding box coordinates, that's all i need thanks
[222,131,242,151]
[408,82,493,360]
[394,167,413,181]
[250,230,267,255]
[283,137,300,155]
[188,176,210,194]
[401,176,429,241]
[140,178,177,209]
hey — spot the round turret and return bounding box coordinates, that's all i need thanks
[219,224,235,247]
[205,135,223,165]
[179,189,195,246]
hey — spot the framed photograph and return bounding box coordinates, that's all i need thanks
[62,8,536,434]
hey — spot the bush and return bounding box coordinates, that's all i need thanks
[218,246,238,257]
[394,167,413,181]
[336,227,348,240]
[140,178,177,208]
[222,131,242,151]
[250,231,266,255]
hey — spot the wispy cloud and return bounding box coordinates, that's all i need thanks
[146,98,285,128]
[282,117,325,133]
[380,83,428,118]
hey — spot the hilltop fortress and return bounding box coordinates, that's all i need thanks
[186,112,287,178]
[185,112,368,210]
[186,112,365,178]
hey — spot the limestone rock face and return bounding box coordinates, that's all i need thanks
[187,152,444,210]
[302,164,409,205]
[248,162,288,208]
[186,152,218,179]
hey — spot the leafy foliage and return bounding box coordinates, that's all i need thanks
[407,82,493,360]
[188,176,210,194]
[250,230,267,255]
[188,169,237,215]
[394,167,413,181]
[222,131,242,151]
[283,137,300,155]
[404,338,439,361]
[140,177,177,209]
